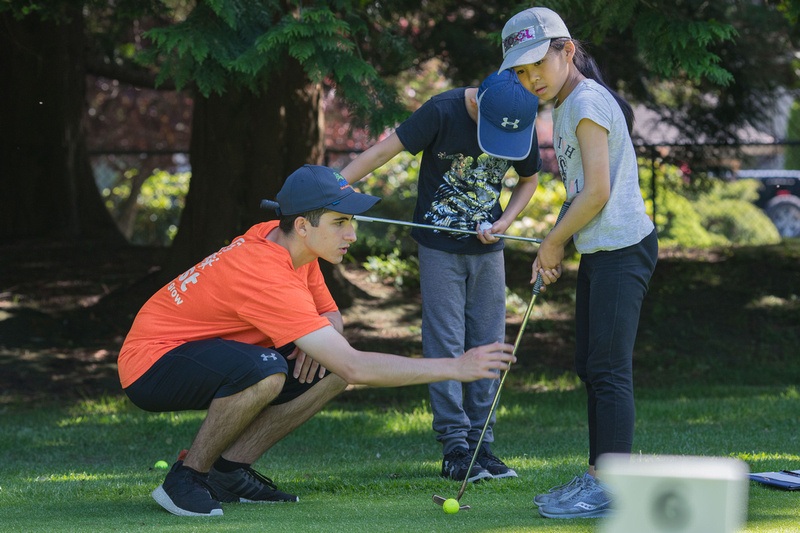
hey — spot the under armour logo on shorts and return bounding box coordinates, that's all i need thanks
[261,353,278,362]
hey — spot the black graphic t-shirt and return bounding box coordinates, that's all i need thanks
[396,88,542,254]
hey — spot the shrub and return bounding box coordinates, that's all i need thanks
[362,248,420,290]
[640,160,780,248]
[98,165,189,246]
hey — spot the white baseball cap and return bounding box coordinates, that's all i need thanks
[499,7,571,73]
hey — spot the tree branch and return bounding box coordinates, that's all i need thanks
[86,56,177,91]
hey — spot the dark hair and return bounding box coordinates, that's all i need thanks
[550,38,634,135]
[278,207,327,233]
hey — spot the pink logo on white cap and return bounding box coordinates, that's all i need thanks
[502,26,540,55]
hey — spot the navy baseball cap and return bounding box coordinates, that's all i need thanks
[275,165,381,216]
[477,70,539,160]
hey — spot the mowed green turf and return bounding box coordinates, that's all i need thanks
[2,383,799,532]
[3,240,799,531]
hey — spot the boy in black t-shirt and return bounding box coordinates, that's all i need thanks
[340,70,542,483]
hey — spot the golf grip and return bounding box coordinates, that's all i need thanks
[454,201,570,501]
[531,200,571,295]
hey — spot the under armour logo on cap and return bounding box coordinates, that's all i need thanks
[476,70,539,160]
[501,118,521,129]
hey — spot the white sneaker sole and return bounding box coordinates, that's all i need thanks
[151,485,223,517]
[466,470,493,483]
[489,469,518,479]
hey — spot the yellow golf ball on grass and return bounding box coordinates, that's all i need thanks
[443,498,460,514]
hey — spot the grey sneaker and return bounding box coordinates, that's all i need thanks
[533,473,591,506]
[473,446,518,479]
[207,465,299,503]
[538,477,613,519]
[151,461,223,517]
[441,447,492,483]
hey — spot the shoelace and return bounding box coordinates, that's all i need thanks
[561,479,604,504]
[549,476,583,493]
[176,465,221,500]
[243,466,279,490]
[478,449,504,466]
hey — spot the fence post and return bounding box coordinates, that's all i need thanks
[650,146,658,223]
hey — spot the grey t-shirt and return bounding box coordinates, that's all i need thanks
[552,79,653,253]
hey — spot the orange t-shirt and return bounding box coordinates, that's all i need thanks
[117,221,338,388]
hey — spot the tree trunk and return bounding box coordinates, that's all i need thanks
[165,59,324,275]
[164,59,356,306]
[0,9,123,243]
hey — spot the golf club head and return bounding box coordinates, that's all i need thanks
[432,494,471,511]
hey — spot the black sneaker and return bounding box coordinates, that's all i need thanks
[151,461,223,517]
[207,465,299,503]
[441,447,492,482]
[473,446,518,479]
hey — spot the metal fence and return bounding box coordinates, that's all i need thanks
[91,141,800,246]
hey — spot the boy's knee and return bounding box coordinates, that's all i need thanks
[307,373,348,402]
[251,372,287,401]
[324,373,348,394]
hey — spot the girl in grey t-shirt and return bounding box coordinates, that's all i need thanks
[500,6,659,520]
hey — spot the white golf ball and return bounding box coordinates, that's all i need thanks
[479,222,493,232]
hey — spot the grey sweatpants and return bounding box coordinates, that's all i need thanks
[418,244,506,455]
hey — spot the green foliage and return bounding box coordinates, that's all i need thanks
[142,2,276,95]
[362,248,420,290]
[135,170,190,245]
[640,160,781,248]
[504,171,568,242]
[786,99,800,170]
[5,0,792,148]
[101,169,190,246]
[138,1,406,131]
[349,151,420,257]
[633,12,737,86]
[777,0,800,24]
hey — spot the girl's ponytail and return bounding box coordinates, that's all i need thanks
[552,38,634,135]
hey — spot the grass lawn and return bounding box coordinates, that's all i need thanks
[1,240,798,531]
[1,383,798,532]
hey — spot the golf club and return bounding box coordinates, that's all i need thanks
[432,201,570,510]
[259,199,542,244]
[353,214,543,244]
[432,274,542,509]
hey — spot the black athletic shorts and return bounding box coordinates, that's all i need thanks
[124,338,325,412]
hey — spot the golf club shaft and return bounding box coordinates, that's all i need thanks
[353,215,542,244]
[455,276,542,501]
[261,198,546,244]
[454,200,570,502]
